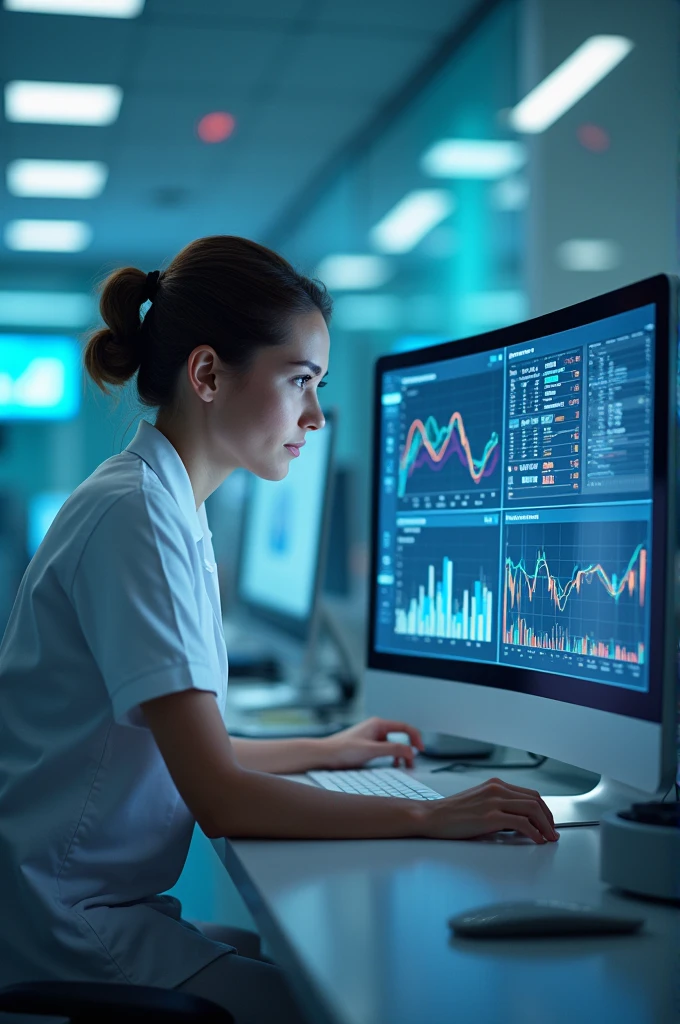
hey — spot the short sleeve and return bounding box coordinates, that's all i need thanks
[71,486,218,721]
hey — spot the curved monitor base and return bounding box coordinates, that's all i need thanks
[545,776,672,828]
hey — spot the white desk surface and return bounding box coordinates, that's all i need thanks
[212,761,679,1024]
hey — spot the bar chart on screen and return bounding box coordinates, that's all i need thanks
[392,519,499,659]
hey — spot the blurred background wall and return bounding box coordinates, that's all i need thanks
[0,0,678,927]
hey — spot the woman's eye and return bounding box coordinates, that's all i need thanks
[293,375,327,390]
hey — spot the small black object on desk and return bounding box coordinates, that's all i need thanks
[448,900,644,939]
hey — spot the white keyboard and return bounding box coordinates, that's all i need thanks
[308,768,443,801]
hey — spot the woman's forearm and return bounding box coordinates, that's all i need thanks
[209,764,425,840]
[231,736,329,774]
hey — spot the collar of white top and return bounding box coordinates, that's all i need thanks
[126,419,205,545]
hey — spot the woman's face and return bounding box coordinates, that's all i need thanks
[212,310,330,481]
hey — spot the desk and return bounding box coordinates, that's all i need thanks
[212,761,679,1024]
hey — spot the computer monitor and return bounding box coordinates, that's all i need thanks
[27,491,70,557]
[237,410,335,641]
[366,275,678,822]
[0,334,80,420]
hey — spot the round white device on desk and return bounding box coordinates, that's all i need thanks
[600,802,680,903]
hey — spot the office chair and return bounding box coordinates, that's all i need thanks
[0,980,234,1023]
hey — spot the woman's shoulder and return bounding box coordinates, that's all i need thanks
[55,453,193,577]
[77,453,189,539]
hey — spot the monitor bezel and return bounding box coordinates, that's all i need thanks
[236,408,336,641]
[368,274,677,728]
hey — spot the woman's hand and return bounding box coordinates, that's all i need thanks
[420,777,559,843]
[317,717,424,770]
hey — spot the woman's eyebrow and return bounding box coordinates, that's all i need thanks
[288,360,328,378]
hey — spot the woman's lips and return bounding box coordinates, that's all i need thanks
[284,442,303,457]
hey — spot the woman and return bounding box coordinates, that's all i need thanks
[0,236,557,1023]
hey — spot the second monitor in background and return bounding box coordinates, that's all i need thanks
[229,410,356,706]
[237,409,335,642]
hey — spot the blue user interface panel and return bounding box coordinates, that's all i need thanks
[0,334,81,420]
[375,304,655,695]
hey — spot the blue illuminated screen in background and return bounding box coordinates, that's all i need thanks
[375,304,656,696]
[0,334,80,420]
[238,423,333,621]
[27,491,71,557]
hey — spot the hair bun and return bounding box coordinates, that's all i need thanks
[83,266,148,391]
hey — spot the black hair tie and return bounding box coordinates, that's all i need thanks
[143,269,161,303]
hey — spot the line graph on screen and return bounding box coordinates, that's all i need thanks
[397,369,503,505]
[503,520,648,664]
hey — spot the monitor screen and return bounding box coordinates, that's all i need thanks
[237,415,334,632]
[371,295,668,725]
[27,491,70,557]
[0,334,80,420]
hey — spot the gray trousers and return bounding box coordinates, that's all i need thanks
[178,921,307,1024]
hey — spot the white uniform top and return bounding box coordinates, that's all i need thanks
[0,420,233,988]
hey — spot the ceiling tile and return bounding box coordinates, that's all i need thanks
[273,29,437,102]
[147,0,308,22]
[0,10,134,81]
[128,24,288,93]
[315,0,478,34]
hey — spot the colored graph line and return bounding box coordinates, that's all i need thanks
[505,544,646,612]
[503,544,647,663]
[399,412,499,497]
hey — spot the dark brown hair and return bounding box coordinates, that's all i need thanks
[84,235,332,407]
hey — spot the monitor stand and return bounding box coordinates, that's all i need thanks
[544,776,673,827]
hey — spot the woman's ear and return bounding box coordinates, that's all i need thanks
[186,346,220,404]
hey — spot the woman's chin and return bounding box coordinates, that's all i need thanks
[250,459,289,482]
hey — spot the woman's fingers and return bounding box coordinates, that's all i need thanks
[378,719,424,750]
[492,797,557,840]
[471,777,556,829]
[421,779,560,843]
[385,743,416,768]
[491,778,556,827]
[480,810,547,845]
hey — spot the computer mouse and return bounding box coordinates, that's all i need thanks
[448,900,644,938]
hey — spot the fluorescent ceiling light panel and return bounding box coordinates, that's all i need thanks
[316,254,392,291]
[370,190,455,254]
[556,239,621,271]
[509,35,633,134]
[0,291,93,328]
[7,159,108,198]
[5,81,122,125]
[422,139,526,179]
[4,219,93,252]
[4,0,144,13]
